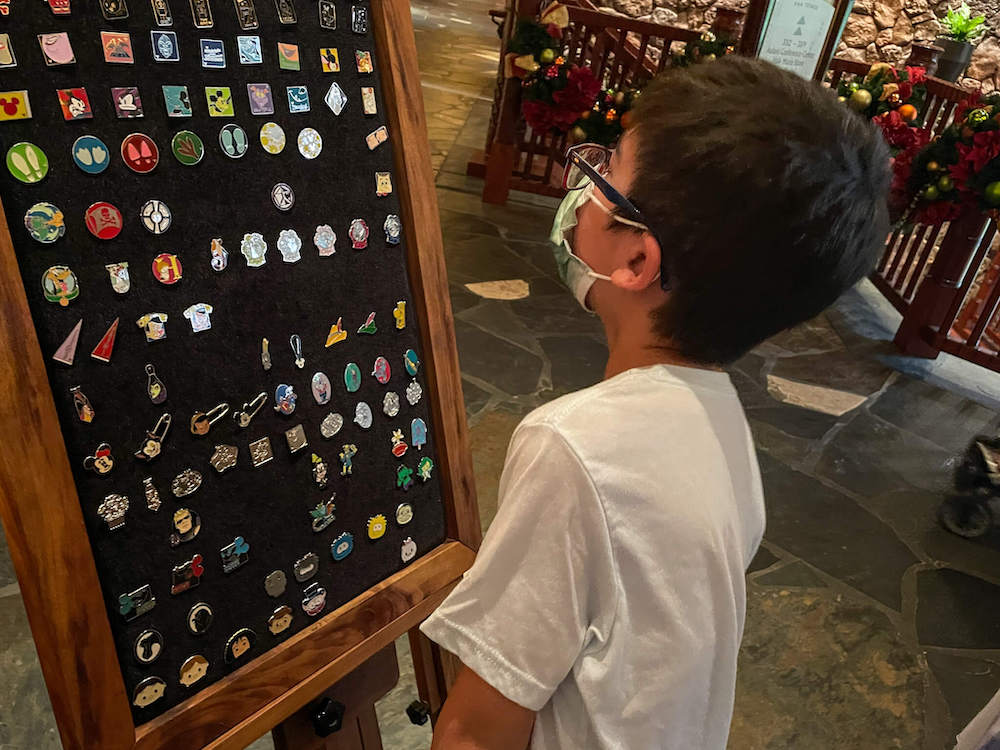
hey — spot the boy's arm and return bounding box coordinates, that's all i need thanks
[431,665,536,750]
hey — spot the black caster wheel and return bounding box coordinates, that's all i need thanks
[406,699,431,726]
[311,697,346,737]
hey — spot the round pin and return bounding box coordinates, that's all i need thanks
[140,199,172,234]
[171,130,205,166]
[24,202,65,244]
[259,122,286,154]
[121,133,159,174]
[312,372,332,404]
[401,537,417,563]
[132,676,167,708]
[297,127,323,159]
[264,569,286,598]
[41,265,79,306]
[271,182,294,211]
[152,253,183,284]
[404,349,420,377]
[179,655,209,687]
[396,502,413,525]
[72,135,111,175]
[85,201,124,240]
[187,602,213,634]
[367,514,387,540]
[219,123,249,159]
[6,142,49,184]
[331,531,354,561]
[171,507,201,547]
[320,412,344,438]
[354,402,373,429]
[134,629,164,664]
[225,627,256,664]
[344,363,362,393]
[373,356,391,385]
[383,392,400,417]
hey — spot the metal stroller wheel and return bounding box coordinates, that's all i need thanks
[939,497,994,539]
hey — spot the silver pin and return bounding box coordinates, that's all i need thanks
[290,334,304,369]
[273,0,295,24]
[250,436,273,467]
[232,0,258,28]
[261,337,271,371]
[135,413,171,462]
[98,493,129,530]
[143,477,161,511]
[234,392,266,428]
[210,444,238,473]
[171,468,203,497]
[151,0,173,24]
[190,402,229,435]
[189,0,213,26]
[285,424,308,453]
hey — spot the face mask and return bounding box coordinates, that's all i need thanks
[549,183,613,312]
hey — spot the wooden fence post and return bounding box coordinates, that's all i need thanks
[894,210,990,357]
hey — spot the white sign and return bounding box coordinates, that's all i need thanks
[759,0,836,80]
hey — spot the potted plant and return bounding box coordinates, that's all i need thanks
[936,3,988,82]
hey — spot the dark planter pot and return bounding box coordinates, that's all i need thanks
[935,36,975,82]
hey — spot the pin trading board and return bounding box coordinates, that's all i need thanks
[0,0,479,745]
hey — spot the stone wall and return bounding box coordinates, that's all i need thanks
[593,0,1000,92]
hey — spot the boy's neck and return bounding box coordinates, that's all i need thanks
[602,313,720,380]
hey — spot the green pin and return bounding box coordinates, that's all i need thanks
[6,142,48,184]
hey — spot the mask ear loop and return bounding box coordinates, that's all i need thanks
[586,192,662,284]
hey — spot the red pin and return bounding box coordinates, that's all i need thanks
[85,201,123,240]
[91,317,119,363]
[121,133,159,174]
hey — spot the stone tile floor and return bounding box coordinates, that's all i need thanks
[6,2,1000,750]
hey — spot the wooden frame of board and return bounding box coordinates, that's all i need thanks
[0,0,481,746]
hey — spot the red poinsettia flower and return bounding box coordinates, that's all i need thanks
[914,199,965,226]
[958,129,1000,174]
[955,91,984,124]
[546,23,563,39]
[906,66,927,86]
[875,111,930,152]
[897,80,913,101]
[552,65,601,114]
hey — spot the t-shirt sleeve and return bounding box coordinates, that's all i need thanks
[420,422,617,711]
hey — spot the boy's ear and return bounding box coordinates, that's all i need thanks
[609,232,662,291]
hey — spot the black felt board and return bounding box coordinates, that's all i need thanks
[0,0,446,723]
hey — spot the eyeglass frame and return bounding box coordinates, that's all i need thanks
[562,142,670,291]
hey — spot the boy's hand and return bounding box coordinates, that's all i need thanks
[431,665,536,750]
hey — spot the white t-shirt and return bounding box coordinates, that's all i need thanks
[421,364,765,750]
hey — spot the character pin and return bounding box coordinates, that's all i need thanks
[396,465,414,491]
[401,537,417,563]
[133,677,166,708]
[251,88,277,119]
[172,129,205,164]
[339,444,357,475]
[268,605,293,635]
[234,392,267,427]
[170,507,201,546]
[145,364,167,404]
[318,0,336,28]
[349,218,369,249]
[220,123,248,158]
[285,424,308,454]
[261,338,271,370]
[331,532,353,561]
[183,303,214,333]
[287,86,310,114]
[297,126,322,158]
[189,0,214,28]
[152,253,183,284]
[324,82,347,115]
[277,41,299,69]
[293,552,319,582]
[264,570,286,597]
[241,232,268,267]
[190,403,229,435]
[171,468,203,497]
[101,32,134,63]
[100,0,129,20]
[134,629,163,664]
[275,385,297,415]
[375,172,393,197]
[52,320,82,366]
[73,135,111,175]
[233,0,258,29]
[406,380,423,406]
[355,49,373,73]
[311,373,331,404]
[210,445,237,473]
[143,477,161,511]
[151,0,172,25]
[279,230,302,263]
[179,655,209,687]
[417,457,434,482]
[383,392,400,418]
[238,34,262,62]
[390,430,407,458]
[135,413,172,462]
[200,38,225,68]
[84,442,115,475]
[91,318,120,363]
[344,363,361,392]
[249,436,274,467]
[163,84,191,116]
[320,46,339,71]
[325,318,347,346]
[367,514,386,540]
[357,312,377,335]
[57,87,93,121]
[271,182,295,211]
[85,201,123,240]
[393,301,406,330]
[137,312,168,342]
[210,238,229,271]
[187,602,213,634]
[121,132,159,173]
[302,583,327,616]
[411,418,428,450]
[220,536,250,572]
[205,86,234,117]
[0,35,16,66]
[385,215,402,245]
[351,4,367,33]
[362,87,377,116]
[141,199,172,234]
[24,203,64,245]
[7,142,48,183]
[396,503,413,525]
[112,87,143,118]
[120,584,156,621]
[273,0,295,24]
[71,385,95,422]
[365,125,387,151]
[171,553,204,594]
[98,493,129,530]
[37,32,75,66]
[373,357,391,384]
[225,628,256,664]
[354,402,373,429]
[314,225,337,256]
[311,453,328,487]
[310,496,336,531]
[0,94,33,124]
[320,412,344,439]
[106,262,131,294]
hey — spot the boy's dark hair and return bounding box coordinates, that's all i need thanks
[630,56,890,365]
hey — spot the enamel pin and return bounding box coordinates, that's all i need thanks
[91,318,120,363]
[314,224,336,256]
[271,182,294,211]
[85,201,123,240]
[220,124,248,158]
[241,232,268,267]
[220,536,250,572]
[349,218,369,249]
[277,41,299,69]
[261,338,271,370]
[189,0,214,27]
[210,444,238,473]
[396,503,413,525]
[365,125,387,151]
[119,584,156,621]
[133,678,166,709]
[134,629,163,664]
[140,199,172,234]
[234,392,267,427]
[52,320,82,366]
[301,583,326,616]
[171,468,203,497]
[42,266,79,306]
[170,507,201,546]
[361,87,377,115]
[310,497,335,531]
[137,312,168,342]
[326,318,347,346]
[0,35,16,67]
[122,132,159,172]
[401,537,417,563]
[273,0,295,23]
[150,0,173,25]
[225,628,256,664]
[411,418,428,449]
[71,386,95,422]
[0,94,32,124]
[7,142,48,183]
[318,0,335,28]
[285,424,308,453]
[249,436,274,467]
[57,88,93,121]
[406,379,423,406]
[293,552,318,582]
[269,605,293,635]
[367,514,387,540]
[339,444,357,476]
[190,403,229,435]
[390,429,407,458]
[324,82,347,115]
[112,87,143,118]
[279,230,302,263]
[101,32,133,63]
[152,253,183,284]
[385,215,402,245]
[357,312,377,335]
[172,130,205,164]
[396,465,414,491]
[330,532,353,561]
[84,443,115,475]
[143,477,161,510]
[351,4,367,32]
[356,49,373,73]
[100,0,129,20]
[383,392,400,417]
[311,453,328,487]
[312,372,331,404]
[344,363,361,392]
[354,402,373,429]
[171,553,204,594]
[275,385,297,415]
[264,570,286,597]
[375,171,393,197]
[297,127,322,158]
[180,655,209,687]
[135,413,171,462]
[37,32,75,66]
[251,87,277,118]
[106,262,131,294]
[200,38,225,68]
[373,356,391,384]
[404,349,420,376]
[98,493,129,530]
[393,301,406,330]
[238,35,262,63]
[320,413,343,438]
[162,85,193,117]
[183,303,214,333]
[187,602,213,634]
[233,0,258,28]
[210,238,229,271]
[417,456,434,482]
[288,86,310,114]
[146,364,167,403]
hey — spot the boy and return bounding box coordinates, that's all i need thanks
[421,56,890,749]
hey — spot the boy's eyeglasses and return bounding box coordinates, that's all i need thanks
[562,142,670,290]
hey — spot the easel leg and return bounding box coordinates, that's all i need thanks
[408,627,462,722]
